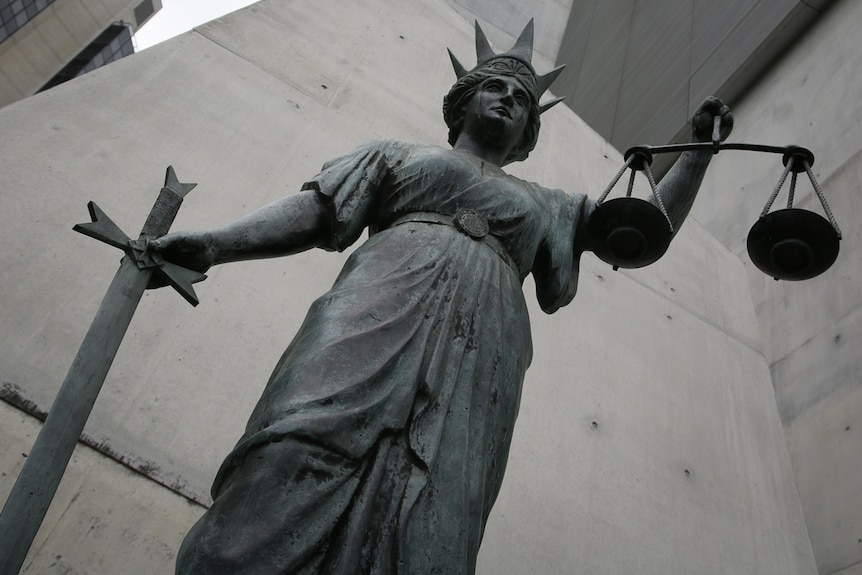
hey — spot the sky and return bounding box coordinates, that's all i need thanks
[134,0,259,50]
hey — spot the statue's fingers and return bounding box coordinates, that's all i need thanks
[695,96,721,115]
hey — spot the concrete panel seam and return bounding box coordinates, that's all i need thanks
[192,27,331,104]
[620,271,764,353]
[0,381,211,508]
[768,300,862,371]
[831,557,862,575]
[800,0,835,15]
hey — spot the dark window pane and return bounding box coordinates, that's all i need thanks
[133,0,154,26]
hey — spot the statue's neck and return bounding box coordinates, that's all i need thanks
[452,133,508,167]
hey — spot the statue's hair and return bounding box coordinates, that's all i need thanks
[442,58,541,165]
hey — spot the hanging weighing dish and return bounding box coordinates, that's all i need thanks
[587,197,673,269]
[747,208,840,280]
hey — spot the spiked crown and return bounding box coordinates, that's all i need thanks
[448,19,566,114]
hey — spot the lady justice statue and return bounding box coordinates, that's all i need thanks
[155,20,733,575]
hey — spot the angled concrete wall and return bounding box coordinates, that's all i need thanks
[567,0,834,143]
[552,0,834,175]
[694,0,862,571]
[0,0,815,572]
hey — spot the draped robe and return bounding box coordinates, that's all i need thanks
[177,140,593,574]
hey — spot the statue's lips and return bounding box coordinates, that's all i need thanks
[491,106,511,118]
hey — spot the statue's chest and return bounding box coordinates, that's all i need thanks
[388,148,534,218]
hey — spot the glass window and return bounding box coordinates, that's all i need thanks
[0,0,57,44]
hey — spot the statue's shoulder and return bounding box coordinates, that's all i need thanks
[354,138,424,155]
[358,139,462,169]
[508,176,563,198]
[510,176,593,212]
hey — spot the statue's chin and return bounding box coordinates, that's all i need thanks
[475,116,511,146]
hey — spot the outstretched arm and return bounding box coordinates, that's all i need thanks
[150,190,331,273]
[653,97,733,235]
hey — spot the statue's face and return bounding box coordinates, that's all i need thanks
[461,75,531,153]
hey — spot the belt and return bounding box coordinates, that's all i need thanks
[385,210,516,271]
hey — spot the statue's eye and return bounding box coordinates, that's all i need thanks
[514,93,528,107]
[484,80,503,91]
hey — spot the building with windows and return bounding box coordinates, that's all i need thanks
[0,0,160,107]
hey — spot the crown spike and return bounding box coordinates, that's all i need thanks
[537,64,566,96]
[539,96,566,114]
[474,21,496,65]
[448,49,468,79]
[447,19,564,115]
[509,18,535,64]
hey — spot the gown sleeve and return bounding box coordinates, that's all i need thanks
[300,139,400,252]
[530,186,596,314]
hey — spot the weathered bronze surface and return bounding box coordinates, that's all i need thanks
[152,21,732,574]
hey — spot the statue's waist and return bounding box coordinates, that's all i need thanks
[380,211,516,271]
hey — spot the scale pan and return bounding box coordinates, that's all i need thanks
[747,208,839,280]
[587,198,673,268]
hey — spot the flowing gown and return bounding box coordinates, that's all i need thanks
[177,140,593,575]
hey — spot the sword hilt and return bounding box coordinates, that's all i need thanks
[141,166,197,239]
[73,166,206,306]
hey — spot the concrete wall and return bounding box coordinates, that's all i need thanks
[0,0,816,572]
[693,0,862,572]
[0,402,199,573]
[551,0,833,175]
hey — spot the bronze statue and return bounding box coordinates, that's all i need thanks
[154,20,732,575]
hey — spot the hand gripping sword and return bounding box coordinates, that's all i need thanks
[0,167,205,574]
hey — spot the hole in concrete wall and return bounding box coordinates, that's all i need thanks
[591,421,598,430]
[666,314,672,320]
[684,469,690,477]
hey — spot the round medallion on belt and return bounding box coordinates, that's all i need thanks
[453,209,489,239]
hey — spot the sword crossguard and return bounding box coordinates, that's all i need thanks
[72,167,206,306]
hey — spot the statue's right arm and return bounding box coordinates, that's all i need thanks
[149,190,331,273]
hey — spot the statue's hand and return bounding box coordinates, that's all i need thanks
[691,97,733,143]
[149,231,216,274]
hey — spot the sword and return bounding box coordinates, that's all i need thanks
[0,167,204,574]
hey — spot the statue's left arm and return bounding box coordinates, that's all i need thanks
[653,97,733,235]
[535,99,732,314]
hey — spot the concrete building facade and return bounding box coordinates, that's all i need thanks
[0,0,857,573]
